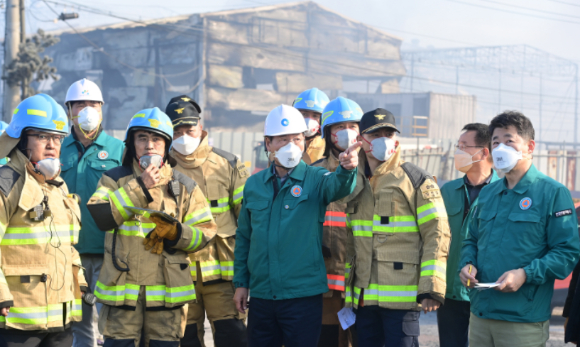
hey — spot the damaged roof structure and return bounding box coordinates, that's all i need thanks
[42,1,408,132]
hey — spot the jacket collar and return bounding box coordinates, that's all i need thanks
[64,126,107,148]
[499,163,539,194]
[263,160,307,183]
[450,169,500,190]
[9,150,63,211]
[169,131,211,169]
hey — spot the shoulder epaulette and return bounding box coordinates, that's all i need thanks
[211,148,238,169]
[103,165,133,182]
[400,162,433,189]
[173,170,197,194]
[0,166,21,197]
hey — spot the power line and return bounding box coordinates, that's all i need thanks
[479,0,580,20]
[448,0,580,25]
[41,0,578,104]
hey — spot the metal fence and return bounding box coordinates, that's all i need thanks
[106,129,580,197]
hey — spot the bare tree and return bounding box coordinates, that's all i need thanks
[4,29,60,99]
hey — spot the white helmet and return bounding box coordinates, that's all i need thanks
[264,105,307,136]
[65,78,104,104]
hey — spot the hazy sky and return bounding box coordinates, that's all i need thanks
[17,0,580,62]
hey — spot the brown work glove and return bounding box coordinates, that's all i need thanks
[149,216,179,240]
[142,216,178,254]
[143,230,164,254]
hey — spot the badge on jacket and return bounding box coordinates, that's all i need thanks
[520,197,532,210]
[98,151,109,160]
[291,185,302,197]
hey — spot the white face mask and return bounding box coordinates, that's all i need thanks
[275,142,303,168]
[75,107,101,132]
[364,137,396,162]
[333,129,359,151]
[36,158,61,180]
[172,134,200,156]
[304,118,320,137]
[454,148,483,173]
[492,143,523,174]
[139,154,163,170]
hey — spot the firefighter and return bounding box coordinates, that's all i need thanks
[86,107,217,347]
[0,94,88,347]
[233,105,359,346]
[165,95,248,347]
[293,88,330,164]
[344,108,450,347]
[311,97,365,347]
[60,78,125,347]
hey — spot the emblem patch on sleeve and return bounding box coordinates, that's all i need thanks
[238,164,249,178]
[555,209,573,218]
[421,185,441,200]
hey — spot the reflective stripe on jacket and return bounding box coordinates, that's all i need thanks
[171,132,248,283]
[0,150,87,331]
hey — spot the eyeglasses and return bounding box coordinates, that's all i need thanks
[454,144,484,151]
[27,133,65,144]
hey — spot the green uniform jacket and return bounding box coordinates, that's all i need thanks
[233,160,357,300]
[460,164,580,322]
[60,129,124,254]
[441,170,500,302]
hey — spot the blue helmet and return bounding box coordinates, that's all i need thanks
[124,107,174,144]
[320,97,364,139]
[6,94,69,138]
[292,88,330,114]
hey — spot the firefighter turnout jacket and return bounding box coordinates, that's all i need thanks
[303,135,326,165]
[312,151,368,297]
[170,132,248,284]
[345,146,450,310]
[87,159,217,309]
[0,150,87,331]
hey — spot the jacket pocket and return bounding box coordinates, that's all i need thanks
[162,253,194,307]
[283,194,309,209]
[61,160,76,173]
[206,175,229,214]
[89,159,119,171]
[507,211,544,247]
[446,204,462,217]
[3,265,50,324]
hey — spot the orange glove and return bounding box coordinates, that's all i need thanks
[149,216,179,241]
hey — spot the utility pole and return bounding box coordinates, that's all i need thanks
[3,0,21,122]
[19,0,25,44]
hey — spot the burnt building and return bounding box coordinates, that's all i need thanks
[43,1,408,132]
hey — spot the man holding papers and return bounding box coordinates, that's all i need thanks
[459,111,580,347]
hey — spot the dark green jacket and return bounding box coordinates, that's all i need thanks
[441,170,500,301]
[460,164,580,322]
[60,129,124,254]
[233,160,357,300]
